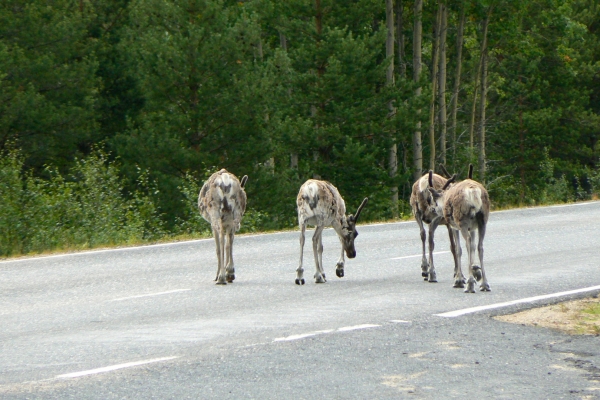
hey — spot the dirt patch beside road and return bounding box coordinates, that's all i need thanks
[495,296,600,335]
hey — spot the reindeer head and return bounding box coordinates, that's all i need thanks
[339,197,368,258]
[427,170,455,219]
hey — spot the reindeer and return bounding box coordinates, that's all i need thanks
[198,169,248,285]
[296,179,368,284]
[410,165,463,286]
[428,165,491,293]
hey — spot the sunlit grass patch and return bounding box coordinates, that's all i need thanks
[495,296,600,336]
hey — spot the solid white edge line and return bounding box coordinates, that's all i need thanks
[391,251,450,260]
[435,285,600,318]
[2,201,598,264]
[110,289,191,302]
[56,356,179,379]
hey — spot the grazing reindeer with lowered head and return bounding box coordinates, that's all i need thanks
[296,179,368,284]
[198,169,248,285]
[410,165,462,285]
[428,165,491,293]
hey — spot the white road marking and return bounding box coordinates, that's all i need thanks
[56,357,179,379]
[390,320,411,324]
[337,324,381,332]
[274,324,381,342]
[110,289,191,302]
[435,285,600,318]
[274,330,334,342]
[391,251,449,260]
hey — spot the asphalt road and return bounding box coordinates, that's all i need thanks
[1,202,600,399]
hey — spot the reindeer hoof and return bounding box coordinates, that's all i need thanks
[453,281,465,288]
[473,266,482,281]
[422,271,428,278]
[216,281,227,285]
[295,278,305,285]
[226,275,235,283]
[480,283,491,292]
[336,269,344,278]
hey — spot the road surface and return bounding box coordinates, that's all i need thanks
[1,202,600,398]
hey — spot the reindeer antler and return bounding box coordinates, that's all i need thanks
[468,164,473,180]
[240,175,248,188]
[354,198,369,221]
[428,170,434,187]
[442,174,457,190]
[439,164,451,179]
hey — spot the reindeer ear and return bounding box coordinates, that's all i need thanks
[468,164,473,180]
[240,175,248,188]
[428,170,434,187]
[442,174,457,190]
[354,197,368,221]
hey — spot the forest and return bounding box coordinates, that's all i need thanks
[1,0,599,256]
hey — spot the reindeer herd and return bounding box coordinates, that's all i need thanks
[198,165,490,293]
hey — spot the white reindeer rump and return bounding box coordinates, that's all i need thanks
[297,179,346,227]
[429,171,491,293]
[198,169,248,285]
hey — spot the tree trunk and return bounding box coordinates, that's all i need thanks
[386,0,398,217]
[449,5,465,166]
[279,32,287,51]
[396,0,406,78]
[478,9,491,182]
[469,66,479,152]
[313,1,323,179]
[412,0,423,182]
[428,4,441,170]
[279,32,297,169]
[438,2,448,166]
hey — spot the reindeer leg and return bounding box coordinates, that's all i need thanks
[426,219,439,283]
[415,213,429,279]
[451,228,465,288]
[477,220,491,292]
[214,226,227,285]
[461,226,476,293]
[212,226,220,281]
[296,224,306,285]
[317,229,326,281]
[335,238,345,278]
[312,226,326,283]
[225,230,235,282]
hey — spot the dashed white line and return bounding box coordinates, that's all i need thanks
[110,289,191,302]
[274,330,334,342]
[391,251,449,260]
[337,324,381,332]
[390,320,411,324]
[56,357,179,379]
[274,324,382,342]
[435,285,600,318]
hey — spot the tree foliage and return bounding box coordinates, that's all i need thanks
[1,0,599,255]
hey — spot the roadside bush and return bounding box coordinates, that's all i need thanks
[0,148,163,257]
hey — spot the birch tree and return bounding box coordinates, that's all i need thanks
[412,0,423,182]
[449,4,466,166]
